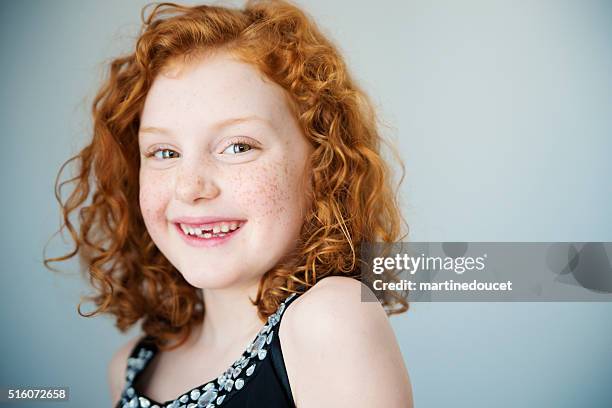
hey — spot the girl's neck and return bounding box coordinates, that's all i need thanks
[191,279,265,351]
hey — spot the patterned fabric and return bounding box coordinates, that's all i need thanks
[116,292,301,408]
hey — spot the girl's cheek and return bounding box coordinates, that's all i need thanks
[139,171,172,227]
[137,156,306,226]
[231,159,300,225]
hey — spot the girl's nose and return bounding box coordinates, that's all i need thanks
[174,167,220,203]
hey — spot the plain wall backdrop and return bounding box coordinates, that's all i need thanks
[1,0,611,407]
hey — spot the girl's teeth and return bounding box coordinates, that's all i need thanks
[179,221,244,238]
[196,230,228,239]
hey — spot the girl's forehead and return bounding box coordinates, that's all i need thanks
[139,53,306,145]
[142,52,289,126]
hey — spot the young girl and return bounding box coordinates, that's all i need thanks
[46,1,413,407]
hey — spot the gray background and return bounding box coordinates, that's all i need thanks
[1,0,611,407]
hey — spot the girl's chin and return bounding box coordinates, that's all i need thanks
[178,269,260,290]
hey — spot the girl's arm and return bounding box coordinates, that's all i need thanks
[280,276,414,408]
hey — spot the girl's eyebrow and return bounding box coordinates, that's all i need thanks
[139,115,274,136]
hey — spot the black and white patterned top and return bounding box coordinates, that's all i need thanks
[115,291,302,408]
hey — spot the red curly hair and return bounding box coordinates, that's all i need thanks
[44,0,409,350]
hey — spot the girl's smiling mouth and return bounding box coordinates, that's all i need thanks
[172,218,247,248]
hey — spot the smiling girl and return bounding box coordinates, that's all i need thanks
[46,1,413,407]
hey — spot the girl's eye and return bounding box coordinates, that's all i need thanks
[148,148,180,160]
[222,142,253,155]
[145,140,256,159]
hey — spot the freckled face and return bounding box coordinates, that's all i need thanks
[138,51,313,289]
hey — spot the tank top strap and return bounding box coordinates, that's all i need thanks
[266,289,307,407]
[283,289,304,308]
[279,290,301,312]
[124,335,158,385]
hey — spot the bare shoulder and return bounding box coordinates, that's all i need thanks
[108,336,142,406]
[280,276,413,407]
[283,276,391,337]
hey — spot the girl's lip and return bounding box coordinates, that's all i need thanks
[171,216,247,225]
[173,222,244,248]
